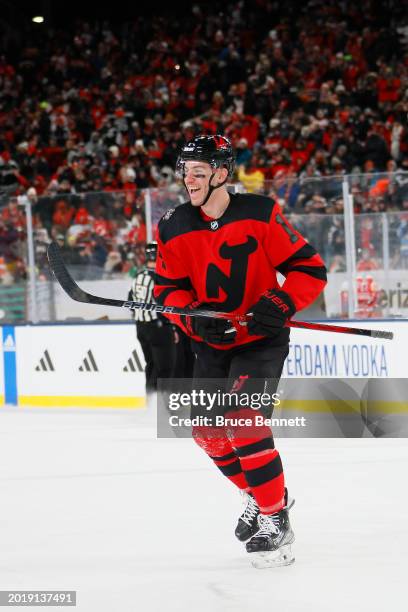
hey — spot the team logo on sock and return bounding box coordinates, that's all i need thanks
[230,374,249,393]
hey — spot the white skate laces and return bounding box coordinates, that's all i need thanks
[241,494,259,526]
[248,511,295,569]
[257,512,281,536]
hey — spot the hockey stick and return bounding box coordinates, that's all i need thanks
[47,242,393,340]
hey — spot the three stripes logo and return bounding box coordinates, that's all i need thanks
[79,350,99,372]
[123,349,143,373]
[35,348,142,373]
[35,350,55,372]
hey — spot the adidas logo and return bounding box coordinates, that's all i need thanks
[35,350,55,372]
[79,350,99,372]
[123,349,143,372]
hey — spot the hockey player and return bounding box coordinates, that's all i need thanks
[129,241,176,394]
[154,135,327,567]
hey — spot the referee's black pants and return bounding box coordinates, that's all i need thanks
[136,320,176,393]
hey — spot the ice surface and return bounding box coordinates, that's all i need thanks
[0,406,406,612]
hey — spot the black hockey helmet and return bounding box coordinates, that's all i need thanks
[176,135,235,178]
[145,241,158,262]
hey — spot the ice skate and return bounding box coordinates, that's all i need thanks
[235,492,260,541]
[236,488,292,543]
[246,498,295,569]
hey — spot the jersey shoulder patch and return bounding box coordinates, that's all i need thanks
[162,208,176,221]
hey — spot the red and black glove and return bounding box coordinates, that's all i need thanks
[182,302,237,345]
[247,289,296,338]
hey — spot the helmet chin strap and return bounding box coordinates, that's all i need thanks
[184,171,228,208]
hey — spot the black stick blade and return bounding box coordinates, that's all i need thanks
[47,242,89,303]
[47,242,124,307]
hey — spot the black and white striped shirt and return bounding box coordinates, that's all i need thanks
[129,268,158,322]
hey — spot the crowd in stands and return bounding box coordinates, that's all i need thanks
[0,0,408,285]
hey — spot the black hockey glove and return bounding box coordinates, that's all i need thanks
[247,289,296,338]
[183,302,237,345]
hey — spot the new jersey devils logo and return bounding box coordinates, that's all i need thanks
[213,135,230,150]
[206,236,257,310]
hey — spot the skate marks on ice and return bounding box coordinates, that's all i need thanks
[0,412,407,612]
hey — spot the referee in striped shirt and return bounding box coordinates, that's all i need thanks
[129,241,176,394]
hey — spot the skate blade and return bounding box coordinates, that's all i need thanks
[250,544,295,569]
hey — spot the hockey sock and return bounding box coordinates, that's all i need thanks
[192,426,249,491]
[225,408,286,514]
[209,450,249,490]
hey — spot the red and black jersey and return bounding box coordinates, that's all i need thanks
[154,193,327,349]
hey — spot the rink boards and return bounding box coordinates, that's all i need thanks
[0,320,406,409]
[0,322,146,408]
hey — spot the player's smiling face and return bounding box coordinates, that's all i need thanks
[183,161,213,206]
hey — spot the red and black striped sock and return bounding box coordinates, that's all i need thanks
[192,427,249,491]
[226,410,286,514]
[208,449,249,490]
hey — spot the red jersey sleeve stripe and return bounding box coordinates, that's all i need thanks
[281,271,327,311]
